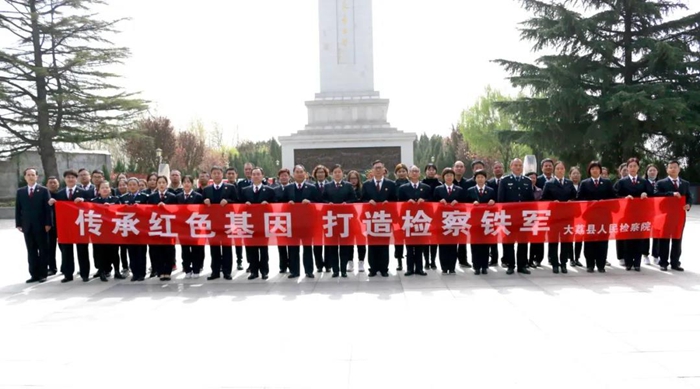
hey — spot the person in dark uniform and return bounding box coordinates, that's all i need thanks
[421,163,440,270]
[487,161,505,267]
[397,165,432,276]
[176,175,205,279]
[536,158,554,189]
[284,165,321,278]
[120,178,149,281]
[654,160,692,271]
[76,169,102,277]
[393,163,409,271]
[464,170,496,275]
[49,170,90,282]
[90,182,121,281]
[45,176,61,276]
[238,162,254,190]
[146,176,178,280]
[497,158,534,275]
[541,161,577,274]
[347,170,366,273]
[614,162,629,266]
[577,161,616,272]
[16,168,53,283]
[225,167,245,271]
[526,171,545,268]
[614,157,653,271]
[642,164,660,265]
[323,164,357,277]
[195,171,210,196]
[312,165,330,272]
[241,167,277,280]
[433,168,463,274]
[361,160,397,277]
[452,160,472,269]
[272,168,291,273]
[202,166,239,280]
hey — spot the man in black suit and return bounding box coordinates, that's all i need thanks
[195,171,210,196]
[577,161,616,272]
[654,160,692,272]
[452,160,473,269]
[497,158,535,275]
[226,167,245,270]
[464,170,497,274]
[47,170,91,282]
[486,161,505,267]
[202,166,239,280]
[541,161,578,274]
[273,168,291,273]
[16,168,53,283]
[322,164,357,277]
[283,165,321,278]
[398,165,432,276]
[45,176,61,276]
[536,158,555,189]
[120,177,149,281]
[241,167,277,280]
[237,162,254,190]
[361,160,398,277]
[614,157,654,271]
[73,168,98,277]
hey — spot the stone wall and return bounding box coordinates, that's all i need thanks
[0,150,111,200]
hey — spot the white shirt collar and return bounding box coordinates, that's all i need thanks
[446,184,453,190]
[630,175,638,181]
[477,185,485,191]
[66,185,76,191]
[184,190,193,196]
[254,184,262,191]
[28,184,37,192]
[374,178,384,185]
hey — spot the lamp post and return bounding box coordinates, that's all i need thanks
[430,156,435,163]
[155,148,162,166]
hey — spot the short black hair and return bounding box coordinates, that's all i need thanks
[211,166,223,174]
[471,160,485,169]
[626,157,640,167]
[331,164,343,173]
[541,158,554,167]
[63,169,78,178]
[46,176,59,181]
[91,169,104,176]
[23,167,37,175]
[667,159,680,167]
[424,163,437,172]
[226,167,237,174]
[587,161,602,176]
[473,169,487,179]
[182,175,194,184]
[372,160,383,167]
[441,167,456,180]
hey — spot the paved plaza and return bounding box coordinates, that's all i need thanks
[1,210,699,389]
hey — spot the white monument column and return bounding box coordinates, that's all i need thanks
[280,0,415,172]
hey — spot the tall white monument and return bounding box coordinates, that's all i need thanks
[279,0,415,172]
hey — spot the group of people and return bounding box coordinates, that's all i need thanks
[15,156,692,285]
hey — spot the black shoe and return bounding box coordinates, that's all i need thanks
[38,278,47,283]
[149,273,156,278]
[316,268,323,273]
[561,266,568,274]
[130,276,139,282]
[332,273,339,278]
[279,269,287,274]
[224,274,233,280]
[474,269,481,275]
[325,268,332,273]
[606,261,611,266]
[527,261,536,268]
[47,269,57,276]
[288,274,299,279]
[574,260,583,267]
[381,271,389,277]
[341,272,347,278]
[441,270,448,274]
[82,277,89,282]
[598,268,606,273]
[114,273,126,280]
[481,268,488,275]
[404,271,414,276]
[672,266,685,272]
[248,274,259,280]
[489,259,498,266]
[587,268,595,273]
[246,267,251,273]
[306,273,315,278]
[396,266,403,271]
[518,268,531,275]
[61,277,73,283]
[262,274,269,280]
[237,264,244,271]
[25,278,39,283]
[464,262,472,268]
[448,270,456,274]
[368,271,377,277]
[634,266,641,272]
[92,272,100,278]
[207,275,220,281]
[417,271,428,276]
[626,266,632,271]
[160,276,171,281]
[430,263,437,270]
[660,266,668,271]
[506,268,515,275]
[552,267,559,274]
[99,273,108,282]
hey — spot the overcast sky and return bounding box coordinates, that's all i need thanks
[95,0,698,144]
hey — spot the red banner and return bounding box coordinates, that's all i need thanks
[55,197,687,246]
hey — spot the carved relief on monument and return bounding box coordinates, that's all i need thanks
[295,147,401,174]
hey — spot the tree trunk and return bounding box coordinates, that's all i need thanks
[29,0,59,180]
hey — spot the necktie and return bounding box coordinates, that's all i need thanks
[479,188,483,196]
[160,193,164,201]
[68,188,73,198]
[376,181,380,192]
[336,182,341,189]
[29,187,34,198]
[185,193,189,201]
[632,177,637,185]
[559,179,563,186]
[298,184,302,190]
[516,176,520,182]
[496,179,499,185]
[447,186,452,196]
[254,186,259,194]
[594,179,599,187]
[673,180,678,190]
[215,185,220,191]
[413,184,418,190]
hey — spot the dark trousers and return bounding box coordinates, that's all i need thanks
[367,245,389,273]
[548,242,573,267]
[182,245,205,274]
[584,241,608,270]
[326,245,353,275]
[48,228,57,272]
[119,245,129,272]
[489,244,499,264]
[313,246,327,270]
[658,239,682,268]
[59,243,85,279]
[129,245,146,278]
[149,245,175,276]
[246,246,269,276]
[278,246,290,272]
[24,230,48,280]
[76,243,91,277]
[574,241,582,260]
[457,243,468,265]
[93,244,118,274]
[529,243,545,264]
[439,244,457,271]
[148,245,157,276]
[615,240,625,260]
[288,245,313,276]
[405,245,423,273]
[642,239,660,258]
[423,245,437,266]
[624,239,644,268]
[503,243,528,270]
[356,245,366,262]
[394,244,404,259]
[210,245,233,276]
[235,245,244,265]
[470,244,490,270]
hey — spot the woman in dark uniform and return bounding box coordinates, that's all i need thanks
[146,176,177,280]
[421,163,440,270]
[90,182,122,281]
[393,163,409,271]
[347,170,366,273]
[176,175,205,279]
[432,168,464,274]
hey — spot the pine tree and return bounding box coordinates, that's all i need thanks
[494,0,700,177]
[0,0,147,178]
